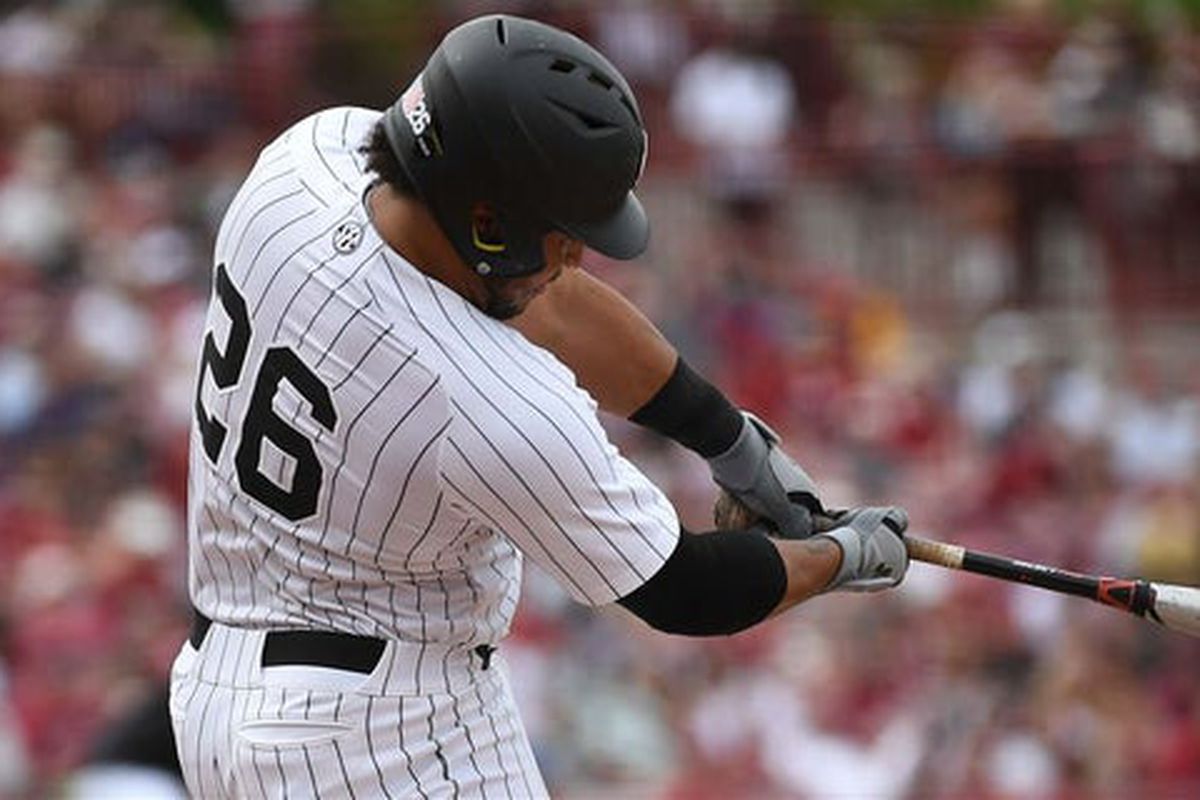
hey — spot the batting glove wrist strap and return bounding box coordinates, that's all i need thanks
[816,506,909,593]
[707,412,824,539]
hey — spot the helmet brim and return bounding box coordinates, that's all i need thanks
[566,191,649,261]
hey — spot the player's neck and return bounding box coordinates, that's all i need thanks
[367,183,485,305]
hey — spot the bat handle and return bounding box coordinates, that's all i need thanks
[905,536,966,570]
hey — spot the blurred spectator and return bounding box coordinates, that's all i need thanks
[1139,25,1200,163]
[936,42,1035,158]
[940,170,1019,317]
[832,24,928,168]
[0,126,82,282]
[955,311,1043,440]
[592,0,689,92]
[0,6,75,79]
[1045,14,1149,141]
[0,664,31,797]
[1108,357,1199,487]
[1046,360,1110,443]
[669,13,796,221]
[0,345,45,440]
[591,0,691,157]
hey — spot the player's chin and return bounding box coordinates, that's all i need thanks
[481,295,529,321]
[482,288,542,320]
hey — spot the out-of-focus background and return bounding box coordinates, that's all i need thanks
[0,0,1198,797]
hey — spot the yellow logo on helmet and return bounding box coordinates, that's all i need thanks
[471,204,507,253]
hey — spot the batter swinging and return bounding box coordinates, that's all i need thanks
[170,14,908,798]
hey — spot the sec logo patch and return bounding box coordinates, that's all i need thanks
[333,221,363,254]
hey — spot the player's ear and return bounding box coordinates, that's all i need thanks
[470,202,507,254]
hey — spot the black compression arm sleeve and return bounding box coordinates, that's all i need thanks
[629,357,743,459]
[617,527,787,636]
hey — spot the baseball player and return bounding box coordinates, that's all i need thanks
[170,14,909,798]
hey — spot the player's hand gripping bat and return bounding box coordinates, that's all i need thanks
[714,489,1200,638]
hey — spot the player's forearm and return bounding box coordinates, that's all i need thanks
[769,536,843,616]
[509,268,676,417]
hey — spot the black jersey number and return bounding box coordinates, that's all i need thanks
[234,347,336,520]
[195,263,250,462]
[194,264,338,521]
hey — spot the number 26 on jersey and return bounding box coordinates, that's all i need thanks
[194,264,338,521]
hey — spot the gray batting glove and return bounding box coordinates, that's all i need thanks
[815,506,909,592]
[707,412,824,539]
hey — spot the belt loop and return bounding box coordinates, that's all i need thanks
[189,608,213,649]
[473,644,496,671]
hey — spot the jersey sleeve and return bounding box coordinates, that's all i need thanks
[435,321,680,607]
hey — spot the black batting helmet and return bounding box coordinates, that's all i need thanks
[380,14,649,277]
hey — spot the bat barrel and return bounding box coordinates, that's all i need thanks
[1148,584,1200,637]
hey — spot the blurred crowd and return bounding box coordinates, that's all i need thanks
[0,1,1198,798]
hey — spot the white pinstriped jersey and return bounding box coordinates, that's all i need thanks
[187,106,680,651]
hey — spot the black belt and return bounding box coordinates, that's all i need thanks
[190,610,385,674]
[189,610,495,673]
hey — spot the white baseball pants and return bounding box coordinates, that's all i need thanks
[169,621,548,798]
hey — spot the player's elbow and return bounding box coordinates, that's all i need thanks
[616,527,787,637]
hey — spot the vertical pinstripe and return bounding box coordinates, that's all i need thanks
[176,106,678,796]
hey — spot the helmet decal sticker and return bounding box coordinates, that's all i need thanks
[401,75,442,158]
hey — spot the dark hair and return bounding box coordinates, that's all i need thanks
[360,121,415,196]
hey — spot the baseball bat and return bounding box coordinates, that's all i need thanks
[906,535,1200,638]
[713,491,1200,637]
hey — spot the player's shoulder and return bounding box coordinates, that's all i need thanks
[298,106,383,151]
[249,106,383,205]
[266,106,382,152]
